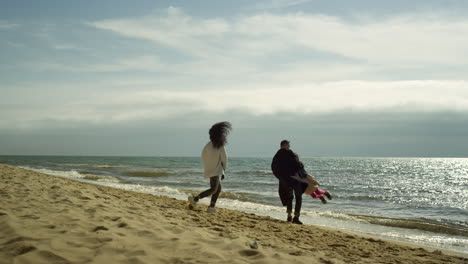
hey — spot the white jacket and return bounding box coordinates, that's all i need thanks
[201,142,228,178]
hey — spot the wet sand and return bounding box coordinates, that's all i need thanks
[0,164,466,264]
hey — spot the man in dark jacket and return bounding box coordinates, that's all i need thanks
[271,140,303,224]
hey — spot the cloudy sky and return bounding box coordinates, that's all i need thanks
[1,0,468,157]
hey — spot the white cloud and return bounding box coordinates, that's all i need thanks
[234,13,468,65]
[53,44,80,50]
[253,0,313,10]
[94,80,468,115]
[0,21,20,29]
[3,8,468,128]
[88,8,468,65]
[87,7,230,59]
[25,56,164,73]
[2,80,467,128]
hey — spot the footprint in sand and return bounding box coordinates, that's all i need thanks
[135,230,155,237]
[118,222,128,228]
[13,245,37,256]
[329,244,346,248]
[367,237,384,244]
[92,226,109,232]
[319,258,334,264]
[125,250,146,257]
[289,251,304,256]
[66,241,83,248]
[19,214,40,220]
[34,250,70,264]
[239,249,262,257]
[60,198,72,204]
[3,237,36,246]
[85,208,97,214]
[97,237,113,243]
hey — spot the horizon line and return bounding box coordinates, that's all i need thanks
[1,154,467,159]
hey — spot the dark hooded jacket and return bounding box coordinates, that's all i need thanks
[271,149,299,181]
[271,149,302,206]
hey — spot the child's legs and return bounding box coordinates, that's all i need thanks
[311,188,327,199]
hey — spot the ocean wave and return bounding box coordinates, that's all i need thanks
[311,211,468,237]
[20,166,86,179]
[179,189,258,203]
[311,211,361,221]
[123,171,175,177]
[59,163,127,168]
[99,183,184,197]
[19,166,122,183]
[234,170,273,176]
[350,214,468,237]
[81,174,122,183]
[94,164,126,168]
[339,195,384,201]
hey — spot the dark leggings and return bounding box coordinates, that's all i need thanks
[286,185,303,217]
[195,176,222,207]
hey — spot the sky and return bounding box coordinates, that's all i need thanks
[1,0,468,157]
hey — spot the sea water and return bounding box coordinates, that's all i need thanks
[1,155,467,254]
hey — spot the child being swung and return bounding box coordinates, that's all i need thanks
[291,154,332,204]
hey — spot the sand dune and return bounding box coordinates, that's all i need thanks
[0,164,466,264]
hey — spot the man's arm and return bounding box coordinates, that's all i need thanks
[286,150,301,175]
[271,152,281,179]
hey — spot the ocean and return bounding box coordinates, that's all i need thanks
[1,155,467,254]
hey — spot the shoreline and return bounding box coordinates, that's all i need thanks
[14,164,468,254]
[1,164,467,263]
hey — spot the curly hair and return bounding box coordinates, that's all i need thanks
[209,121,232,149]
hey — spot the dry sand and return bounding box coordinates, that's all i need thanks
[0,164,466,264]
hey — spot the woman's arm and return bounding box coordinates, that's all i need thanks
[220,146,228,170]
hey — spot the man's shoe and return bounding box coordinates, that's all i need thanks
[206,207,217,213]
[188,195,197,210]
[287,215,292,222]
[292,217,303,225]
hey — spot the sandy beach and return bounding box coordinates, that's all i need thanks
[0,164,466,264]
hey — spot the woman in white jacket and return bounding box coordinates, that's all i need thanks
[188,121,232,213]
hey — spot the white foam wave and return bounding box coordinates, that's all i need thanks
[94,164,126,168]
[59,163,127,168]
[20,166,85,179]
[101,182,184,197]
[20,166,120,183]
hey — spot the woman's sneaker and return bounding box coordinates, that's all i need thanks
[206,207,216,213]
[188,195,197,210]
[324,192,333,200]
